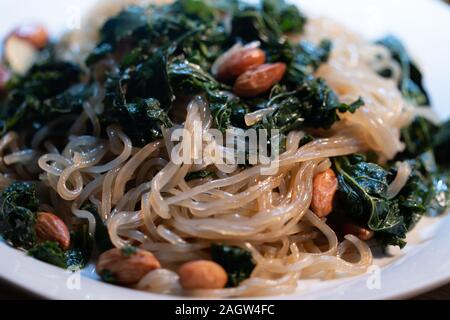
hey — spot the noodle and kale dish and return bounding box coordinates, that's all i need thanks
[0,0,449,297]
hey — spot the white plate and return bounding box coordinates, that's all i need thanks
[0,0,449,300]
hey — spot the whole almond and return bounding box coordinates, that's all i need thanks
[35,212,70,250]
[96,247,161,285]
[343,223,374,241]
[11,24,49,49]
[217,47,266,82]
[178,260,228,290]
[233,62,286,97]
[3,36,38,75]
[311,168,338,218]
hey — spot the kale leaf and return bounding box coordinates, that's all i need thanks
[86,6,150,65]
[168,58,225,95]
[262,0,307,34]
[396,116,449,168]
[333,156,407,248]
[185,170,216,181]
[103,96,172,146]
[398,117,438,159]
[81,202,113,253]
[434,120,450,168]
[377,36,430,106]
[334,153,450,248]
[284,40,332,84]
[0,60,82,135]
[103,50,173,146]
[0,182,39,249]
[28,241,67,268]
[66,223,94,269]
[211,244,255,287]
[254,78,363,133]
[208,92,250,131]
[99,6,149,47]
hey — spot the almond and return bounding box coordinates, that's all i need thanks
[11,23,49,49]
[3,36,39,74]
[35,212,70,250]
[96,247,161,285]
[311,168,338,218]
[343,223,374,241]
[178,260,228,290]
[217,47,266,82]
[233,62,286,97]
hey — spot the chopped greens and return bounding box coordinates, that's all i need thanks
[253,78,363,133]
[0,60,82,135]
[81,202,113,253]
[333,153,449,248]
[377,35,430,106]
[434,120,450,168]
[28,241,67,268]
[66,223,94,269]
[121,245,138,257]
[211,244,255,287]
[262,0,307,34]
[0,182,39,249]
[185,170,216,181]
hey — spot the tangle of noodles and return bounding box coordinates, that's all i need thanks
[1,3,431,298]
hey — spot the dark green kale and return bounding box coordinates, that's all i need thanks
[168,58,226,95]
[27,218,94,270]
[208,92,250,131]
[66,223,94,269]
[86,6,150,65]
[333,156,407,248]
[231,6,283,47]
[121,245,138,257]
[88,0,226,68]
[28,241,67,268]
[398,117,438,159]
[0,60,82,135]
[0,182,39,249]
[103,49,173,146]
[377,35,430,106]
[99,6,149,46]
[433,120,450,168]
[334,153,450,248]
[107,50,174,109]
[103,96,172,146]
[81,202,113,253]
[185,170,216,181]
[284,40,332,84]
[211,244,255,287]
[396,116,449,168]
[262,0,307,34]
[254,78,363,133]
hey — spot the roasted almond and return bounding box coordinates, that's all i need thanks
[35,212,70,250]
[96,247,161,285]
[11,23,49,49]
[178,260,228,290]
[3,36,39,75]
[343,223,374,241]
[217,47,266,82]
[233,62,286,97]
[311,168,338,218]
